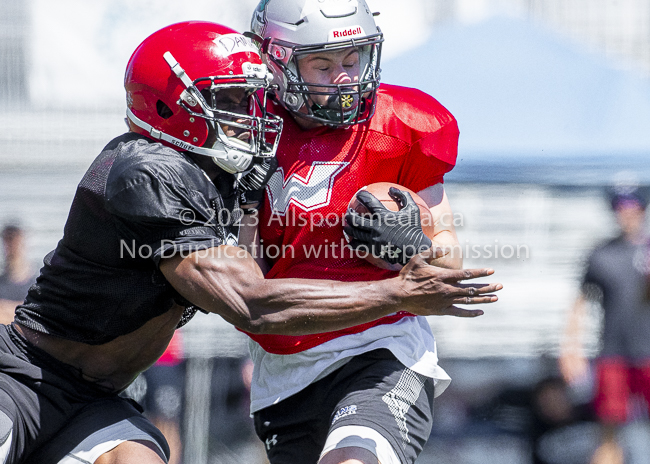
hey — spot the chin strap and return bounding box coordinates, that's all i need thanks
[125,108,252,173]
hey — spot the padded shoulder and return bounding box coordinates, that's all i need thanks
[373,84,457,134]
[370,84,459,167]
[105,137,214,221]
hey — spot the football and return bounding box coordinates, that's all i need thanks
[346,182,435,269]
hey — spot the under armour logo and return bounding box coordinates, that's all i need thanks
[265,434,278,450]
[332,404,357,425]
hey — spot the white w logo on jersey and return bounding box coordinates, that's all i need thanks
[266,162,348,215]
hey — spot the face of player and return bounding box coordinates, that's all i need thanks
[296,48,360,127]
[200,87,253,146]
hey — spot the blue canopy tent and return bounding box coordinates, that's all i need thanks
[381,17,650,184]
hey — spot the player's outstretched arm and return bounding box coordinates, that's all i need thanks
[159,246,502,336]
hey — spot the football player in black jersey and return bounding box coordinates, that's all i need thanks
[0,22,500,464]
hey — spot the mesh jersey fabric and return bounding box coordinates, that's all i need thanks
[247,84,459,354]
[583,236,650,360]
[15,132,239,344]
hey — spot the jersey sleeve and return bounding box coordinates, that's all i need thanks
[381,85,459,192]
[105,161,223,265]
[398,119,458,192]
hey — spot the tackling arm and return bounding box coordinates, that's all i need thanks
[160,246,502,336]
[237,212,270,275]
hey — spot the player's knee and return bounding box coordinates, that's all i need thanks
[320,426,400,464]
[319,447,378,464]
[94,440,167,464]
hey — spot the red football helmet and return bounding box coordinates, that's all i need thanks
[124,21,282,173]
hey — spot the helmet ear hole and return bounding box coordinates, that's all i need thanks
[156,100,174,119]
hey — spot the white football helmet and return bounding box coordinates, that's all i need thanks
[251,0,383,127]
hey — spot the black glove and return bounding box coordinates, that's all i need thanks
[343,187,432,266]
[238,156,278,211]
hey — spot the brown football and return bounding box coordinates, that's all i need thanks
[346,182,434,269]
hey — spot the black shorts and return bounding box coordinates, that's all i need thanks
[253,349,435,464]
[0,324,169,464]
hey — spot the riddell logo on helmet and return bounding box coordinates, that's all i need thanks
[328,26,365,42]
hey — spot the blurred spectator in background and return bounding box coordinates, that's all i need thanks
[123,339,267,464]
[529,376,597,464]
[206,357,268,464]
[468,373,596,464]
[560,185,650,464]
[141,330,186,464]
[0,223,37,323]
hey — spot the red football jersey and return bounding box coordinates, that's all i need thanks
[247,84,459,354]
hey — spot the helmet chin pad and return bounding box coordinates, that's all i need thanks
[211,150,253,174]
[207,125,255,174]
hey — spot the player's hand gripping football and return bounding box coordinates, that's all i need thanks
[398,253,502,317]
[344,187,432,266]
[238,156,278,210]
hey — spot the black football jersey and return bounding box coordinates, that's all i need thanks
[15,133,240,344]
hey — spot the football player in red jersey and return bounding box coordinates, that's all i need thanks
[1,20,498,464]
[242,1,489,463]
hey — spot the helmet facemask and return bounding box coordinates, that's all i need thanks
[265,33,382,127]
[175,64,283,174]
[126,51,282,174]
